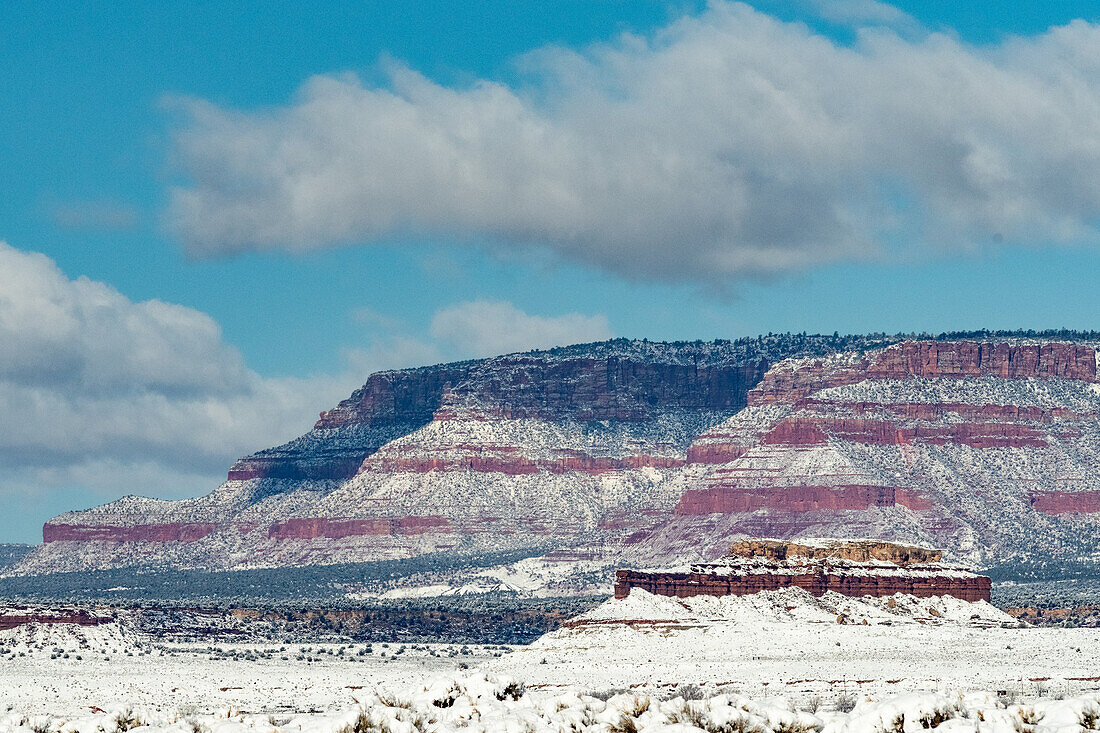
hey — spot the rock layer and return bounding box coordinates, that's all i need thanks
[615,540,991,603]
[613,568,992,603]
[0,606,114,630]
[42,522,216,543]
[17,336,1100,583]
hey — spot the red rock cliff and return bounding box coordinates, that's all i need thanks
[613,568,991,603]
[614,540,990,602]
[43,522,216,543]
[749,342,1096,406]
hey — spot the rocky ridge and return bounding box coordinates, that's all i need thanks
[14,334,1100,590]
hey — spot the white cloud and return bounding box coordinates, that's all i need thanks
[804,0,918,30]
[0,242,351,498]
[0,245,612,512]
[167,2,1100,282]
[430,300,612,358]
[342,335,445,375]
[349,305,403,331]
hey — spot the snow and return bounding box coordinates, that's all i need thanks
[817,375,1100,411]
[692,553,980,579]
[1,590,1099,732]
[0,670,1098,733]
[570,588,1015,627]
[0,621,511,716]
[493,591,1100,701]
[0,620,139,654]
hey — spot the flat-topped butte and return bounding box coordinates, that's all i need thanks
[616,539,992,602]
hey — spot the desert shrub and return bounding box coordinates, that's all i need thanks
[376,692,412,710]
[496,680,526,701]
[667,701,765,733]
[835,694,857,713]
[918,705,956,728]
[675,683,707,701]
[881,713,905,733]
[1016,706,1041,724]
[431,683,460,709]
[589,688,629,701]
[622,695,651,717]
[608,714,638,733]
[665,702,705,727]
[114,708,144,732]
[705,715,765,733]
[338,712,381,733]
[1012,706,1044,733]
[1080,703,1100,730]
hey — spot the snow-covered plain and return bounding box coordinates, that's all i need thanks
[0,622,507,717]
[2,590,1100,732]
[494,590,1100,702]
[2,668,1100,733]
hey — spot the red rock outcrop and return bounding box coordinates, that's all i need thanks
[359,447,685,476]
[613,568,991,602]
[1030,491,1100,515]
[685,442,748,465]
[318,354,769,428]
[749,342,1096,406]
[226,456,373,481]
[266,516,452,540]
[614,540,990,602]
[315,366,473,430]
[22,336,1100,579]
[231,344,771,484]
[759,416,1047,449]
[728,539,943,564]
[0,607,113,630]
[673,485,930,514]
[868,342,1095,381]
[42,522,216,543]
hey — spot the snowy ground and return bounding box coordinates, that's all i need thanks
[2,671,1099,733]
[0,622,507,716]
[2,591,1100,731]
[494,590,1100,703]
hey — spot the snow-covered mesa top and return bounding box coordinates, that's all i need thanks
[571,587,1016,627]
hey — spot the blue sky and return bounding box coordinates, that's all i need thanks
[2,0,1100,541]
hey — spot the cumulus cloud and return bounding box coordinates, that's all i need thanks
[0,242,353,501]
[167,2,1100,281]
[429,300,612,359]
[804,0,918,30]
[342,335,445,376]
[0,244,612,516]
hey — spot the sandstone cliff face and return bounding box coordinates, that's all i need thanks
[0,606,114,630]
[613,568,992,603]
[636,339,1100,571]
[227,344,770,483]
[673,485,930,515]
[748,342,1096,405]
[614,539,991,603]
[317,349,771,428]
[42,522,217,543]
[1029,490,1100,515]
[18,336,1100,583]
[727,539,943,565]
